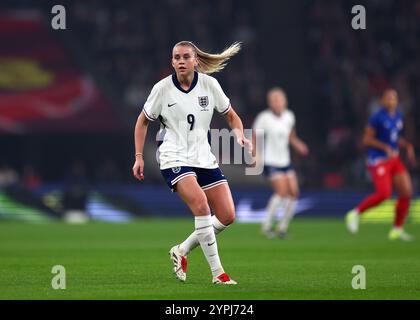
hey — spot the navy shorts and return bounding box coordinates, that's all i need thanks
[161,166,228,192]
[263,165,295,179]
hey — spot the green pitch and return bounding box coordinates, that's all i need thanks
[0,219,419,300]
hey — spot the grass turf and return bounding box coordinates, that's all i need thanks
[0,218,419,300]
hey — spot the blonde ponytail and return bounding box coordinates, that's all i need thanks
[174,41,241,74]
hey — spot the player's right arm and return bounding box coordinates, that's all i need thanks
[132,112,149,181]
[398,137,417,166]
[362,126,395,158]
[133,83,162,180]
[289,128,309,156]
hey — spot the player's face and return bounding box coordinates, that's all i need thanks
[172,45,198,77]
[267,91,287,114]
[382,90,398,111]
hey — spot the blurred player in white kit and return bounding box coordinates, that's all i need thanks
[253,88,309,238]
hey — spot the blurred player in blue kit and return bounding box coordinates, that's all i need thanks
[346,89,416,240]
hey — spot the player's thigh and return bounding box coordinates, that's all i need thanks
[369,164,393,197]
[285,172,299,199]
[204,183,235,226]
[270,176,289,197]
[393,171,413,198]
[176,176,210,216]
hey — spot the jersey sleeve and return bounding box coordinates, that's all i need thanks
[142,84,162,121]
[398,111,404,131]
[252,113,266,135]
[289,110,296,128]
[211,78,231,115]
[367,112,380,130]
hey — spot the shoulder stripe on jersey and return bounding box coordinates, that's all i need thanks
[220,103,231,115]
[143,109,156,121]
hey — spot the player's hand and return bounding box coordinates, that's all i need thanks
[385,146,398,159]
[407,146,417,167]
[296,142,309,156]
[132,157,144,181]
[237,136,253,155]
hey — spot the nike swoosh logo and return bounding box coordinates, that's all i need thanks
[208,241,216,246]
[168,103,177,107]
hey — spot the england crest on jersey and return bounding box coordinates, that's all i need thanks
[198,96,209,108]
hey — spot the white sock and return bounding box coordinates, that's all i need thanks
[277,198,297,232]
[179,215,227,256]
[195,215,224,277]
[262,195,283,232]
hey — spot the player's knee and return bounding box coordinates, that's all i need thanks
[378,189,392,200]
[276,191,287,198]
[399,189,412,198]
[289,190,299,199]
[220,211,235,226]
[192,197,210,215]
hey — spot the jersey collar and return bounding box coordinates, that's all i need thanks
[380,105,399,117]
[172,71,198,94]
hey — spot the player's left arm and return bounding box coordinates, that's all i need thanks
[223,107,253,154]
[398,137,416,166]
[289,127,309,156]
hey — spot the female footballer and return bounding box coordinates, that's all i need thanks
[346,88,416,240]
[132,41,252,284]
[252,87,309,239]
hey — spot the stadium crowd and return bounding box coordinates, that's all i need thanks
[0,0,418,189]
[69,0,264,123]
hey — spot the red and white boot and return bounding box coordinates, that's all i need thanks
[169,245,187,282]
[213,273,238,285]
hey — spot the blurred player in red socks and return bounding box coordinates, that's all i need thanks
[132,41,252,284]
[346,89,417,240]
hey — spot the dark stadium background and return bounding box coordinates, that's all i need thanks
[0,0,419,222]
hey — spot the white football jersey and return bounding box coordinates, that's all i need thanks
[143,72,231,170]
[253,109,295,167]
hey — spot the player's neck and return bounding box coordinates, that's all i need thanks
[384,107,396,116]
[176,72,195,91]
[270,109,283,117]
